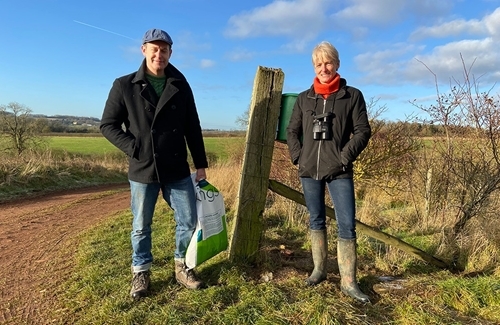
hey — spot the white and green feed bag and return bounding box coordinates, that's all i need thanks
[185,174,228,269]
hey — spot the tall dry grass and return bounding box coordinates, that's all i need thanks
[0,149,128,201]
[2,136,498,274]
[212,139,500,274]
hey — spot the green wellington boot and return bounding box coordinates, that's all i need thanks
[337,238,371,303]
[306,229,328,286]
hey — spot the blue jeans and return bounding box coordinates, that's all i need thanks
[129,176,197,273]
[300,177,356,240]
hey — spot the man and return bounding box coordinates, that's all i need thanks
[100,28,208,299]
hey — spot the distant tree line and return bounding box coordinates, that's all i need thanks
[37,119,100,134]
[0,102,100,154]
[373,120,451,138]
[30,114,101,133]
[0,100,480,156]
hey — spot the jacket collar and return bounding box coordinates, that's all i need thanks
[307,78,348,99]
[132,59,186,84]
[131,60,187,112]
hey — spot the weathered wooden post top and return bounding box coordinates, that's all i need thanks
[229,66,284,263]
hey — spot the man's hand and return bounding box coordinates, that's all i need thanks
[195,168,206,182]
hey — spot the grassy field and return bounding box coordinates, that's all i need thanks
[52,165,500,325]
[0,135,245,202]
[46,136,120,155]
[46,135,245,161]
[2,135,500,324]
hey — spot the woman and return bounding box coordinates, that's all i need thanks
[286,41,371,303]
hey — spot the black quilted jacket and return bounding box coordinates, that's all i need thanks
[286,78,371,180]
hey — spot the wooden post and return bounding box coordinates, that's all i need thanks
[424,168,433,227]
[229,66,285,263]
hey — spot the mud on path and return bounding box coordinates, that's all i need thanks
[0,184,130,324]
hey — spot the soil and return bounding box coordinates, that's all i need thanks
[0,184,130,325]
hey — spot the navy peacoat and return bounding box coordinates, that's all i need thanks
[100,60,208,184]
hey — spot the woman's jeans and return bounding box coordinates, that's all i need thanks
[129,176,197,273]
[300,177,356,240]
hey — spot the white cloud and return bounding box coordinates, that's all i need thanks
[316,0,454,45]
[406,0,453,17]
[333,0,406,25]
[174,31,212,51]
[200,59,215,69]
[410,19,485,40]
[280,39,310,53]
[332,0,453,28]
[122,45,142,61]
[483,7,500,39]
[224,0,331,41]
[354,43,421,85]
[225,48,256,62]
[414,38,500,81]
[355,38,500,87]
[353,5,500,87]
[409,8,500,40]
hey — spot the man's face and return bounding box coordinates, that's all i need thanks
[141,41,172,75]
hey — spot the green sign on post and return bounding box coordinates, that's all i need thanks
[275,93,298,143]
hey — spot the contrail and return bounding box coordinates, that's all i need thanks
[73,20,137,41]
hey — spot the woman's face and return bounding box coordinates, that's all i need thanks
[313,54,338,84]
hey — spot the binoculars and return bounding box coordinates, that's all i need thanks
[312,112,333,140]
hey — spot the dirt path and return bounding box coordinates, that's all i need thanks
[0,184,130,324]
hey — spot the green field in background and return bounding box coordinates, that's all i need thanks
[46,136,244,157]
[46,136,118,155]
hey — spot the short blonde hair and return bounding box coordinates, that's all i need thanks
[312,41,340,68]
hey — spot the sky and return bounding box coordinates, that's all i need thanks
[1,0,500,130]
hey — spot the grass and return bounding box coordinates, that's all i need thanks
[56,202,379,325]
[45,135,245,158]
[203,137,245,162]
[0,150,128,202]
[53,196,500,325]
[0,136,245,202]
[2,135,500,324]
[436,276,500,321]
[46,136,120,155]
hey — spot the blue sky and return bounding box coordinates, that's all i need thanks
[1,0,500,130]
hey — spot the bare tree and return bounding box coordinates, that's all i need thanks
[355,98,421,194]
[411,56,500,266]
[0,102,43,154]
[235,105,250,130]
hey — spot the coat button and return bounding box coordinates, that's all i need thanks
[171,105,177,110]
[154,153,159,158]
[172,129,177,133]
[151,129,156,134]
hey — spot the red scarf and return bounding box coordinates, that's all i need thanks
[313,73,340,99]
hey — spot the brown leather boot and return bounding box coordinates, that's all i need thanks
[175,261,204,290]
[130,270,150,300]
